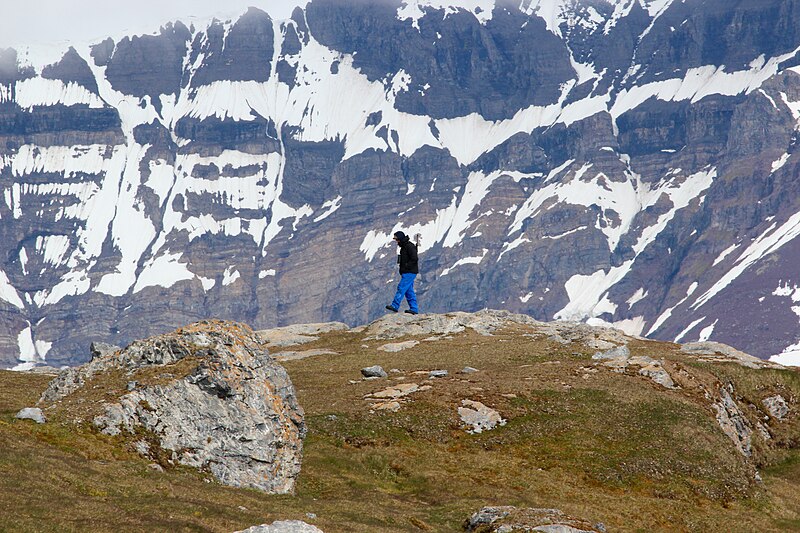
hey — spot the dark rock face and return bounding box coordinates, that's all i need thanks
[102,22,191,102]
[3,0,800,367]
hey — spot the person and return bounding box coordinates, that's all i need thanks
[385,231,419,315]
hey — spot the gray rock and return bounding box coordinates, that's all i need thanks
[15,407,46,424]
[713,385,754,457]
[465,506,515,530]
[681,342,784,369]
[762,395,789,420]
[465,506,600,532]
[460,367,479,374]
[90,342,120,360]
[41,320,306,494]
[458,400,506,433]
[429,369,448,378]
[533,526,597,533]
[363,310,541,341]
[378,340,419,352]
[366,383,419,399]
[592,345,630,360]
[361,365,388,378]
[638,364,677,389]
[256,322,349,348]
[234,520,324,533]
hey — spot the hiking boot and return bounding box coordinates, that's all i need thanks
[404,310,419,315]
[385,305,398,312]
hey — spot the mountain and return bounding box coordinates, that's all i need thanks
[3,0,800,367]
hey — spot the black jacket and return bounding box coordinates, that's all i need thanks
[397,238,419,274]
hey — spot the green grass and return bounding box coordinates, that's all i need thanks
[0,324,798,532]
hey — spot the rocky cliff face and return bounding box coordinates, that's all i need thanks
[3,0,800,367]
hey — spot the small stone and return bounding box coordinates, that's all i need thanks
[763,395,789,420]
[306,513,317,520]
[134,440,150,455]
[638,364,677,389]
[374,401,401,412]
[15,407,46,424]
[501,393,517,399]
[127,381,137,391]
[458,400,506,433]
[361,365,388,378]
[460,366,479,374]
[326,414,338,421]
[148,463,164,472]
[429,369,448,378]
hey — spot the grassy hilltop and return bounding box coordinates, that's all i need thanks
[0,312,799,532]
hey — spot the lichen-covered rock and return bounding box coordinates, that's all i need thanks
[713,385,754,457]
[458,400,506,434]
[681,342,784,369]
[39,320,306,494]
[363,310,542,340]
[378,340,419,352]
[89,341,120,360]
[235,520,323,533]
[464,506,603,532]
[15,407,46,424]
[763,395,790,420]
[361,365,388,378]
[256,322,349,348]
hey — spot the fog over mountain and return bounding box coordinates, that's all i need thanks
[2,0,800,368]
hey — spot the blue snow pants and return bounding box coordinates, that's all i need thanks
[391,273,419,313]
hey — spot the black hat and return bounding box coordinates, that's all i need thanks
[393,231,407,241]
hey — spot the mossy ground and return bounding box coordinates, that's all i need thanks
[1,323,799,532]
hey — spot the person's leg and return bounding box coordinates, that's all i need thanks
[390,274,413,310]
[403,273,419,313]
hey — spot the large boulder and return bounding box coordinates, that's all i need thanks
[39,320,306,494]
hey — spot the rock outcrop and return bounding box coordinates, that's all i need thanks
[39,320,306,494]
[360,309,543,340]
[235,521,323,533]
[464,506,604,532]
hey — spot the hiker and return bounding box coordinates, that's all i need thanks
[385,231,419,315]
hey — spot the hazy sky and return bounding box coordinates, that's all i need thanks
[0,0,309,48]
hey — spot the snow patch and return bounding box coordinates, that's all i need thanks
[223,267,241,287]
[397,0,496,29]
[626,288,647,308]
[674,316,705,343]
[713,242,740,266]
[0,270,25,309]
[693,211,800,309]
[770,344,800,367]
[6,77,105,110]
[441,249,489,276]
[313,196,342,222]
[133,253,195,294]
